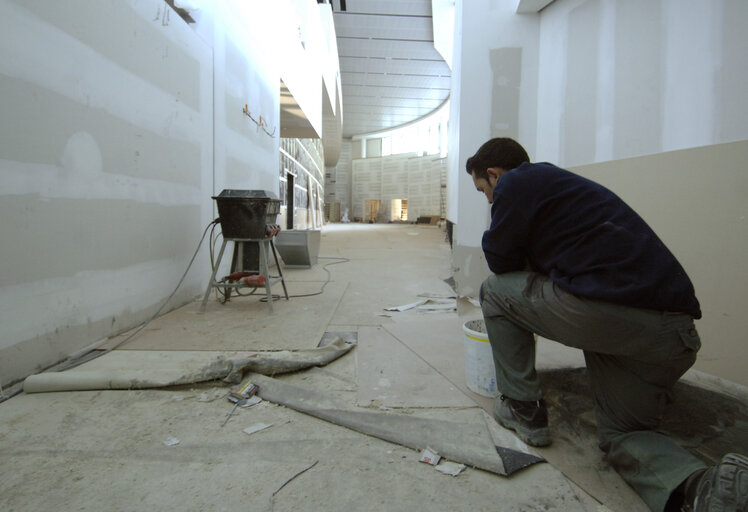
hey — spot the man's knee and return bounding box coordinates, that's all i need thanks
[480,272,533,317]
[480,274,509,317]
[481,271,531,296]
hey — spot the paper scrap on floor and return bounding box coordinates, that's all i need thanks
[243,423,273,436]
[435,461,466,476]
[420,447,441,465]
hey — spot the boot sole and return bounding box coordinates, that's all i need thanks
[494,410,551,447]
[697,452,748,512]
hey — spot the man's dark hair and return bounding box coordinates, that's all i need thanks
[465,138,530,180]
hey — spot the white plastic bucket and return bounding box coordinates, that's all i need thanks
[463,319,498,397]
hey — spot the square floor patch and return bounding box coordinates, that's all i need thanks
[318,331,358,347]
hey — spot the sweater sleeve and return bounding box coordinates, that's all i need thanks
[481,174,532,274]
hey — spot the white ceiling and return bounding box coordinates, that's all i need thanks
[329,0,451,138]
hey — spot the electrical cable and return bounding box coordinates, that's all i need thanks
[288,256,349,297]
[55,218,220,372]
[259,256,349,302]
[209,221,220,268]
[207,224,265,303]
[0,234,348,402]
[208,222,233,303]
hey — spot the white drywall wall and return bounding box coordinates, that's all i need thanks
[450,0,748,385]
[449,0,540,297]
[0,0,331,387]
[0,0,214,385]
[535,0,748,165]
[450,0,540,249]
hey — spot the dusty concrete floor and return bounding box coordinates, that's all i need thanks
[1,223,745,512]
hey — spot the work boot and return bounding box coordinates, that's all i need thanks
[682,453,748,512]
[493,394,551,447]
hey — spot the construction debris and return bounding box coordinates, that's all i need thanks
[243,423,273,436]
[435,461,466,476]
[385,300,427,312]
[385,298,457,313]
[419,447,441,465]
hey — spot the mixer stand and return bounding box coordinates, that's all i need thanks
[200,236,289,313]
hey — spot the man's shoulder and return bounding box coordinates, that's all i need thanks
[503,162,572,188]
[517,161,570,175]
[501,162,616,207]
[513,162,605,189]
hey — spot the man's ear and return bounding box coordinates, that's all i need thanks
[486,167,506,187]
[486,167,505,180]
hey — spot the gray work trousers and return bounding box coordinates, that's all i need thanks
[479,272,707,512]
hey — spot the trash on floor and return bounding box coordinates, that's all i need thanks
[416,299,456,313]
[236,395,262,408]
[385,298,457,313]
[163,437,180,447]
[435,461,466,476]
[385,300,428,312]
[417,293,457,299]
[222,399,245,427]
[271,461,319,499]
[419,447,441,465]
[243,423,273,436]
[229,380,259,400]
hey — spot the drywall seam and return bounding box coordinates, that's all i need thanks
[0,157,201,205]
[0,0,203,145]
[0,257,200,351]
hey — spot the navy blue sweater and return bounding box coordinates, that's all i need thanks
[482,162,701,318]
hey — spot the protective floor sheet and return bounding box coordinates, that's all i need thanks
[23,338,354,393]
[248,373,545,476]
[384,315,748,512]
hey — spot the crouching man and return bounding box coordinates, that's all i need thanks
[466,137,747,512]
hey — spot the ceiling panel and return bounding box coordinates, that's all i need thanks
[337,38,444,60]
[337,0,433,16]
[341,73,451,89]
[342,96,443,107]
[335,15,433,40]
[343,85,447,101]
[339,57,450,76]
[330,0,451,138]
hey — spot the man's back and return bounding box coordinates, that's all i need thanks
[482,162,701,318]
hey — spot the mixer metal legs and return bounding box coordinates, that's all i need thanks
[200,237,288,313]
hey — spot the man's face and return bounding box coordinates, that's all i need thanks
[471,170,499,204]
